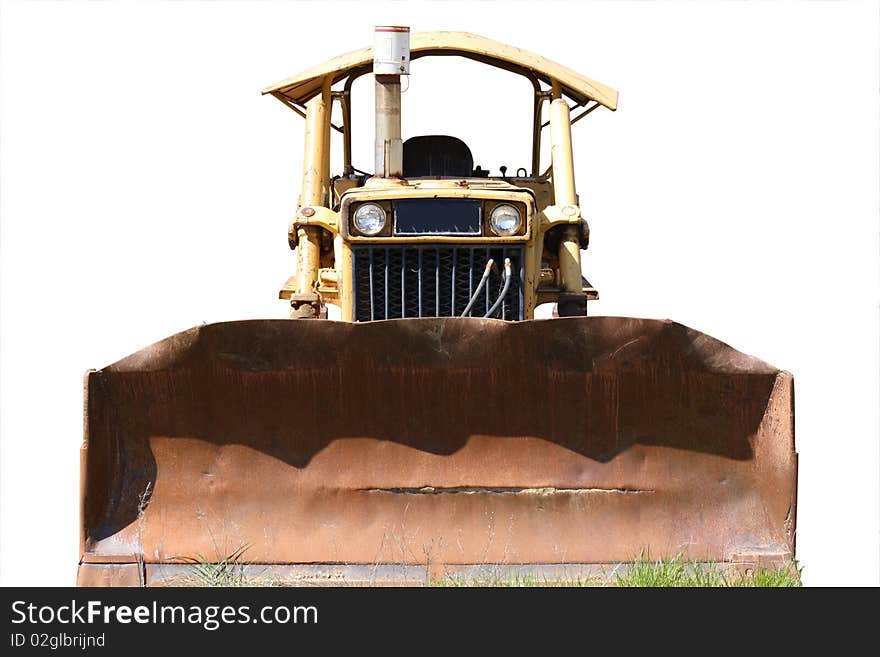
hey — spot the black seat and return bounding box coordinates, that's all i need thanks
[402,135,474,178]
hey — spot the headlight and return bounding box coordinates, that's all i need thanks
[489,204,522,236]
[354,203,386,235]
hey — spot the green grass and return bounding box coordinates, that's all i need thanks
[614,553,802,588]
[732,562,803,588]
[431,553,802,587]
[614,556,723,587]
[170,547,803,587]
[176,544,252,587]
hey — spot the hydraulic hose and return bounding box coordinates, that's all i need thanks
[460,259,494,317]
[484,258,512,319]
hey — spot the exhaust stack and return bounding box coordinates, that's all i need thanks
[373,26,409,178]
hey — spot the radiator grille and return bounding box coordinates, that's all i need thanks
[352,244,524,321]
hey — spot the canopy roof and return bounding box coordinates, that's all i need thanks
[262,31,618,111]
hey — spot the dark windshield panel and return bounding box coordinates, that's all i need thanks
[394,199,482,235]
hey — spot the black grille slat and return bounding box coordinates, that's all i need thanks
[400,249,406,318]
[386,248,402,319]
[403,249,419,320]
[352,244,523,322]
[383,248,390,320]
[438,248,454,316]
[469,250,474,300]
[484,247,490,316]
[451,246,457,316]
[434,248,440,317]
[417,250,423,317]
[422,249,438,318]
[368,249,376,321]
[454,248,471,316]
[375,249,387,320]
[353,249,369,321]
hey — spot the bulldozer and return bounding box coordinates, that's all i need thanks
[77,28,797,586]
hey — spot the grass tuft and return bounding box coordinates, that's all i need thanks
[176,544,252,587]
[614,552,802,587]
[729,561,803,588]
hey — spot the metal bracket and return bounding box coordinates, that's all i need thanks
[540,204,581,229]
[556,292,589,317]
[289,293,327,319]
[289,205,340,236]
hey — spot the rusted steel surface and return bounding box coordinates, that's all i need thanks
[77,563,142,588]
[79,317,796,585]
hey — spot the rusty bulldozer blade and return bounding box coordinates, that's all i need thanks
[78,317,796,586]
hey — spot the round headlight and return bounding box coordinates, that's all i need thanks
[489,204,522,236]
[354,204,386,235]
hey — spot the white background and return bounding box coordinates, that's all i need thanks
[1,0,878,586]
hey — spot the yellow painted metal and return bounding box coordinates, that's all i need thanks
[524,229,543,319]
[284,172,591,319]
[558,226,582,294]
[320,78,332,207]
[300,87,327,207]
[335,234,353,320]
[549,98,582,293]
[339,186,532,239]
[339,90,352,175]
[295,228,320,295]
[263,32,618,111]
[290,205,339,236]
[331,181,541,319]
[531,93,543,176]
[278,36,605,318]
[549,99,576,207]
[296,79,331,295]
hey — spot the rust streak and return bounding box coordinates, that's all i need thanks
[358,486,655,495]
